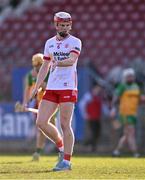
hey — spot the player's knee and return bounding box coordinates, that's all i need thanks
[61,121,71,131]
[36,119,43,129]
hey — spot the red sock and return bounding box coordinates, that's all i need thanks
[56,139,63,152]
[64,154,71,161]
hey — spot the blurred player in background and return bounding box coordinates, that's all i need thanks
[30,12,82,171]
[22,53,56,161]
[79,84,102,152]
[110,68,145,157]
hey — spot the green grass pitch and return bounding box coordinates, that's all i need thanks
[0,154,145,179]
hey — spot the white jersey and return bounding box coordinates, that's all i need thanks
[43,35,82,90]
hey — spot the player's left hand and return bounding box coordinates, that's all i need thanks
[51,60,58,72]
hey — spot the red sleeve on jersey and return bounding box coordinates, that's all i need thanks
[43,56,51,61]
[70,50,80,55]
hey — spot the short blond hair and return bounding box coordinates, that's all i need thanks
[32,53,43,67]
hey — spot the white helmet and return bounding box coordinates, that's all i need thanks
[54,12,72,23]
[122,68,135,82]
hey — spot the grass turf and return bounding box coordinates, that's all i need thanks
[0,154,145,179]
